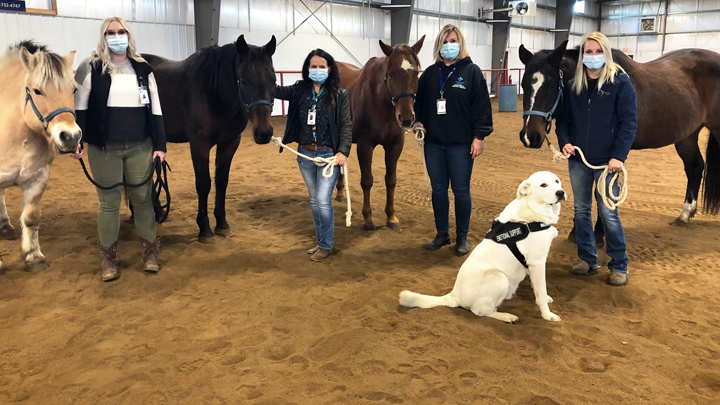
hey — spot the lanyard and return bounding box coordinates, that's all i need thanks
[311,86,323,109]
[438,67,456,99]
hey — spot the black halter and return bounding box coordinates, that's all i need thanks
[24,87,76,130]
[522,70,564,133]
[384,77,416,106]
[236,80,274,113]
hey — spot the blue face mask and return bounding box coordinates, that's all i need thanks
[440,43,460,60]
[308,68,329,84]
[106,35,129,55]
[583,54,605,70]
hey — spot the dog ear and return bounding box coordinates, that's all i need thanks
[517,180,533,199]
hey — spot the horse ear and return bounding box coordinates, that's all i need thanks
[547,40,568,66]
[379,40,393,57]
[235,35,250,58]
[265,35,276,57]
[411,35,425,54]
[517,180,533,199]
[64,50,76,67]
[19,48,35,71]
[519,44,533,65]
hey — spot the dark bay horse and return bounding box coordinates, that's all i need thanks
[143,35,276,243]
[336,36,425,232]
[518,41,720,240]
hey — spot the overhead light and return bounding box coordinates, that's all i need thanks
[380,4,412,8]
[550,29,569,32]
[486,20,510,23]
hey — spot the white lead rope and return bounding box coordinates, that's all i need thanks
[271,136,352,227]
[411,126,431,200]
[548,141,628,210]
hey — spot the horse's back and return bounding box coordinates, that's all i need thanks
[337,61,361,89]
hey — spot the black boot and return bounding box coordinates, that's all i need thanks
[425,232,451,250]
[455,235,470,257]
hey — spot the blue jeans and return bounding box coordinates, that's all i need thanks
[568,159,629,274]
[424,142,474,236]
[297,147,341,251]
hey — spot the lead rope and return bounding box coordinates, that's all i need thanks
[411,126,431,200]
[271,136,352,227]
[546,139,628,210]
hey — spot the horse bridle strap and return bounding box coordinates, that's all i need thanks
[522,70,564,132]
[384,77,416,106]
[24,87,76,130]
[236,80,274,113]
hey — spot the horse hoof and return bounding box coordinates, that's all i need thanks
[214,227,234,238]
[387,222,402,233]
[671,218,689,226]
[26,261,48,272]
[596,240,605,248]
[0,227,17,240]
[336,195,345,202]
[361,223,377,231]
[198,235,216,244]
[567,234,576,244]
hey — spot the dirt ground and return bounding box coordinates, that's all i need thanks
[1,98,719,405]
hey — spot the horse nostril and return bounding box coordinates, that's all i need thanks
[59,132,69,142]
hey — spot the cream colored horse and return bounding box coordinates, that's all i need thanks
[0,41,81,271]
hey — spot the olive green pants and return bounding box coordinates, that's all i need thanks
[87,139,156,248]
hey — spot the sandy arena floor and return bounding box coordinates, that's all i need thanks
[1,99,719,404]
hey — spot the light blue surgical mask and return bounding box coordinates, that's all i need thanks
[583,54,605,70]
[440,43,460,60]
[106,35,129,55]
[308,68,329,84]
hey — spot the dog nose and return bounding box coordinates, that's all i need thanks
[556,190,566,200]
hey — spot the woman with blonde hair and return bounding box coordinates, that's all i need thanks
[556,31,638,286]
[72,17,167,281]
[413,24,493,256]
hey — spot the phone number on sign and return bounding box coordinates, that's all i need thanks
[0,2,24,8]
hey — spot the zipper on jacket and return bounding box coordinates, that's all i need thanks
[585,96,592,151]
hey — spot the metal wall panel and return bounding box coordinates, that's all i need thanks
[668,0,698,13]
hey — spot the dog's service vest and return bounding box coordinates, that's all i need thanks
[484,221,552,268]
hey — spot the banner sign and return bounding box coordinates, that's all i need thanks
[0,1,26,12]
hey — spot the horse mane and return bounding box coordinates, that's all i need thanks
[1,40,74,91]
[186,43,242,106]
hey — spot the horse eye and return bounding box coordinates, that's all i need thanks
[540,183,548,188]
[389,73,393,79]
[73,88,78,94]
[33,89,43,96]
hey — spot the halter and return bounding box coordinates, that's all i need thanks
[522,70,564,133]
[24,87,76,130]
[236,80,274,113]
[384,76,416,106]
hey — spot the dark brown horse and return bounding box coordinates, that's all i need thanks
[143,35,276,243]
[518,41,720,240]
[336,36,425,232]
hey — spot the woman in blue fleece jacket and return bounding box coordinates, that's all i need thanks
[556,31,638,287]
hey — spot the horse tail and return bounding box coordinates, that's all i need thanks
[399,290,458,309]
[702,132,720,215]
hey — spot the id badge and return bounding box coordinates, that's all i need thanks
[307,109,317,125]
[139,86,150,105]
[436,99,447,115]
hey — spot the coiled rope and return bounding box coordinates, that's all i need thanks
[271,136,352,227]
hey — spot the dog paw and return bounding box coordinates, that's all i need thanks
[492,312,519,323]
[542,312,561,322]
[546,296,554,303]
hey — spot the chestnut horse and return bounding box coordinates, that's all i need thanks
[143,36,276,243]
[519,41,720,242]
[336,36,425,232]
[0,41,82,271]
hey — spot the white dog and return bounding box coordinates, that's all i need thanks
[399,171,566,323]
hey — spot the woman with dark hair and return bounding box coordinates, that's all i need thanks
[275,49,352,262]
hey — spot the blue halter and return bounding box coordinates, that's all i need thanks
[522,70,564,133]
[24,87,76,130]
[236,80,274,113]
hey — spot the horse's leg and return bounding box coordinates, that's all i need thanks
[20,179,48,272]
[358,139,376,230]
[383,137,405,233]
[335,172,345,202]
[672,129,704,225]
[213,137,241,238]
[0,189,16,240]
[190,141,215,243]
[594,210,605,248]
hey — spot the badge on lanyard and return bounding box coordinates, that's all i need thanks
[139,85,150,105]
[437,67,456,115]
[307,109,317,125]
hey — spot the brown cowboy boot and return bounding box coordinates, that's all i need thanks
[98,242,119,282]
[141,237,161,273]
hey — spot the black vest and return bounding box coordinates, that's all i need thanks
[485,220,552,268]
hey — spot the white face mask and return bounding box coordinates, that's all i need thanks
[583,54,605,70]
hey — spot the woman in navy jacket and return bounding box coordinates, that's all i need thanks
[556,31,638,287]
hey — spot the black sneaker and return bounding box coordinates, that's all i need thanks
[455,235,470,256]
[425,232,451,250]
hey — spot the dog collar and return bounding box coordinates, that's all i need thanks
[485,221,552,268]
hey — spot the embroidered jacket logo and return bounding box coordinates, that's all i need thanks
[452,77,466,89]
